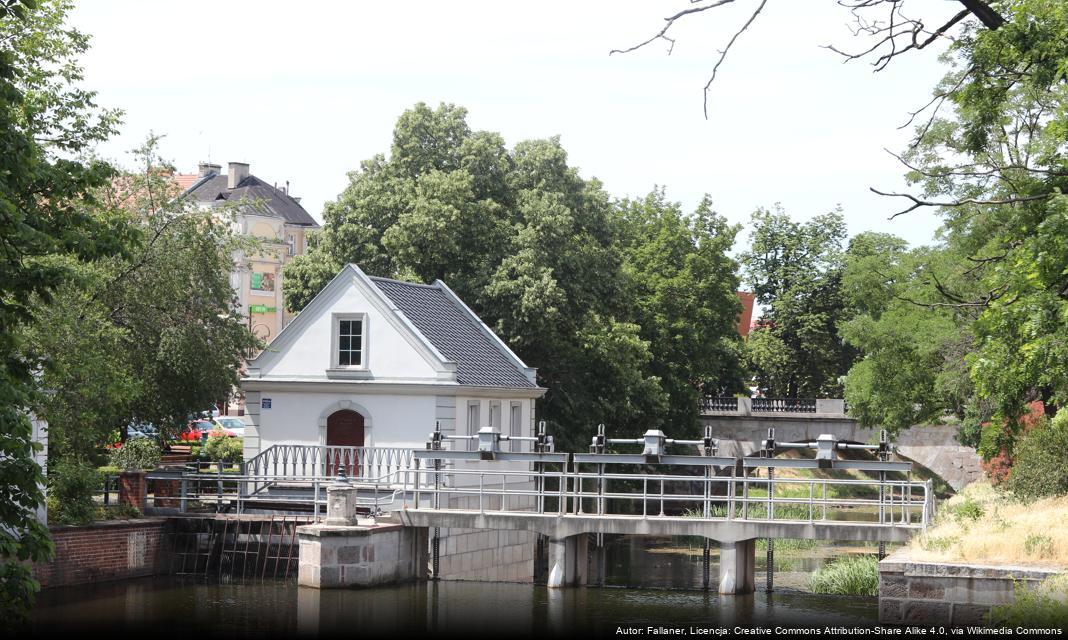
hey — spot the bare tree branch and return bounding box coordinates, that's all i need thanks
[703,0,769,118]
[870,187,1052,219]
[609,0,742,57]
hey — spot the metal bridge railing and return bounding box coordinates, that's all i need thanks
[396,461,932,528]
[241,445,415,494]
[144,469,406,519]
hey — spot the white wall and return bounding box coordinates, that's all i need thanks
[253,390,437,449]
[260,274,440,381]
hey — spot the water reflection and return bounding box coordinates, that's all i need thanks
[27,535,882,637]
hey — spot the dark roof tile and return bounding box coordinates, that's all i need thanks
[369,277,535,389]
[184,173,318,227]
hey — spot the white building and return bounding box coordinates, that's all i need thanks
[240,264,546,461]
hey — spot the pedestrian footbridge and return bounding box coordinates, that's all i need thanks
[146,423,932,594]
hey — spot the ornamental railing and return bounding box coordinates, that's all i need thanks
[752,397,817,413]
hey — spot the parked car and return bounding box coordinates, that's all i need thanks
[179,419,215,442]
[213,417,246,437]
[127,421,160,440]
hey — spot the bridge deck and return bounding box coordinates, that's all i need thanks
[389,508,920,543]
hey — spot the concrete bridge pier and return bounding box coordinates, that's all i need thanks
[546,534,588,588]
[718,539,756,595]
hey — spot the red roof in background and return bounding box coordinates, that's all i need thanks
[175,173,199,192]
[736,292,756,339]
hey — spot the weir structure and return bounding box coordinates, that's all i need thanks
[389,423,929,593]
[142,422,932,594]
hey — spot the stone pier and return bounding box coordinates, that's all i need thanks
[718,539,756,595]
[297,480,428,589]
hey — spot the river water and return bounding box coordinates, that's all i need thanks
[26,536,881,637]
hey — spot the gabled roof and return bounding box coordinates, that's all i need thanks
[369,276,537,389]
[184,173,319,227]
[247,264,539,391]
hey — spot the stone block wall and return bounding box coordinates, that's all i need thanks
[34,518,167,589]
[297,523,427,588]
[434,491,537,582]
[894,424,983,491]
[879,550,1061,625]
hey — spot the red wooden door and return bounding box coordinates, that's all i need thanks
[326,410,364,477]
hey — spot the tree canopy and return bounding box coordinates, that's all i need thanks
[740,207,856,398]
[839,0,1068,468]
[0,0,126,619]
[285,103,746,450]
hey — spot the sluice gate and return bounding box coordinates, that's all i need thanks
[163,515,311,580]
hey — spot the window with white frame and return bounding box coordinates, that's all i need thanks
[509,402,522,452]
[331,314,367,369]
[466,401,481,451]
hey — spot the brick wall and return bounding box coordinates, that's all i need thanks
[34,518,167,589]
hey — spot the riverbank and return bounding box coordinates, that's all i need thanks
[909,481,1068,567]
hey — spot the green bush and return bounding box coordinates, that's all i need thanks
[1005,409,1068,501]
[992,574,1068,628]
[203,430,243,463]
[947,496,985,522]
[97,504,141,520]
[108,437,161,470]
[809,555,879,596]
[48,458,102,525]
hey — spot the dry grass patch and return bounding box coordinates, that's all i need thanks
[909,481,1068,567]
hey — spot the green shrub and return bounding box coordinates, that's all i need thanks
[203,430,243,463]
[810,555,879,596]
[948,496,985,522]
[1005,409,1068,501]
[992,574,1068,628]
[48,458,102,525]
[1024,534,1054,559]
[108,437,161,470]
[97,504,141,520]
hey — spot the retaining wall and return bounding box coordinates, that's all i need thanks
[879,550,1062,625]
[435,491,537,582]
[34,518,168,589]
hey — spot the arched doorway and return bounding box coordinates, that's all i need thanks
[326,409,365,477]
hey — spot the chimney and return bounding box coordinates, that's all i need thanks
[227,162,249,189]
[198,162,221,177]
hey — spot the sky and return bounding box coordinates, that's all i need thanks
[70,0,960,248]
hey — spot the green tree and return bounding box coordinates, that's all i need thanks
[617,189,746,435]
[876,0,1068,453]
[739,207,855,397]
[23,138,258,461]
[286,104,746,449]
[839,234,981,436]
[0,0,129,619]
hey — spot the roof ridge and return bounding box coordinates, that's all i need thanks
[368,275,439,289]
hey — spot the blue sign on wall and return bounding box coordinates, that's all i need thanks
[261,398,272,409]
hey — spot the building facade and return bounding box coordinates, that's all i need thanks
[181,161,319,345]
[240,263,546,462]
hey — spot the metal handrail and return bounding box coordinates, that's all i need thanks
[397,464,931,527]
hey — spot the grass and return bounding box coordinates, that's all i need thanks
[991,574,1068,628]
[910,481,1068,567]
[809,555,879,596]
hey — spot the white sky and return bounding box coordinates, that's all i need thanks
[71,0,959,248]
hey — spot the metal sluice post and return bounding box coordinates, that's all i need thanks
[878,429,889,560]
[429,423,442,580]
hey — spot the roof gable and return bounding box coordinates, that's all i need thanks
[369,276,537,389]
[246,264,539,391]
[184,173,319,227]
